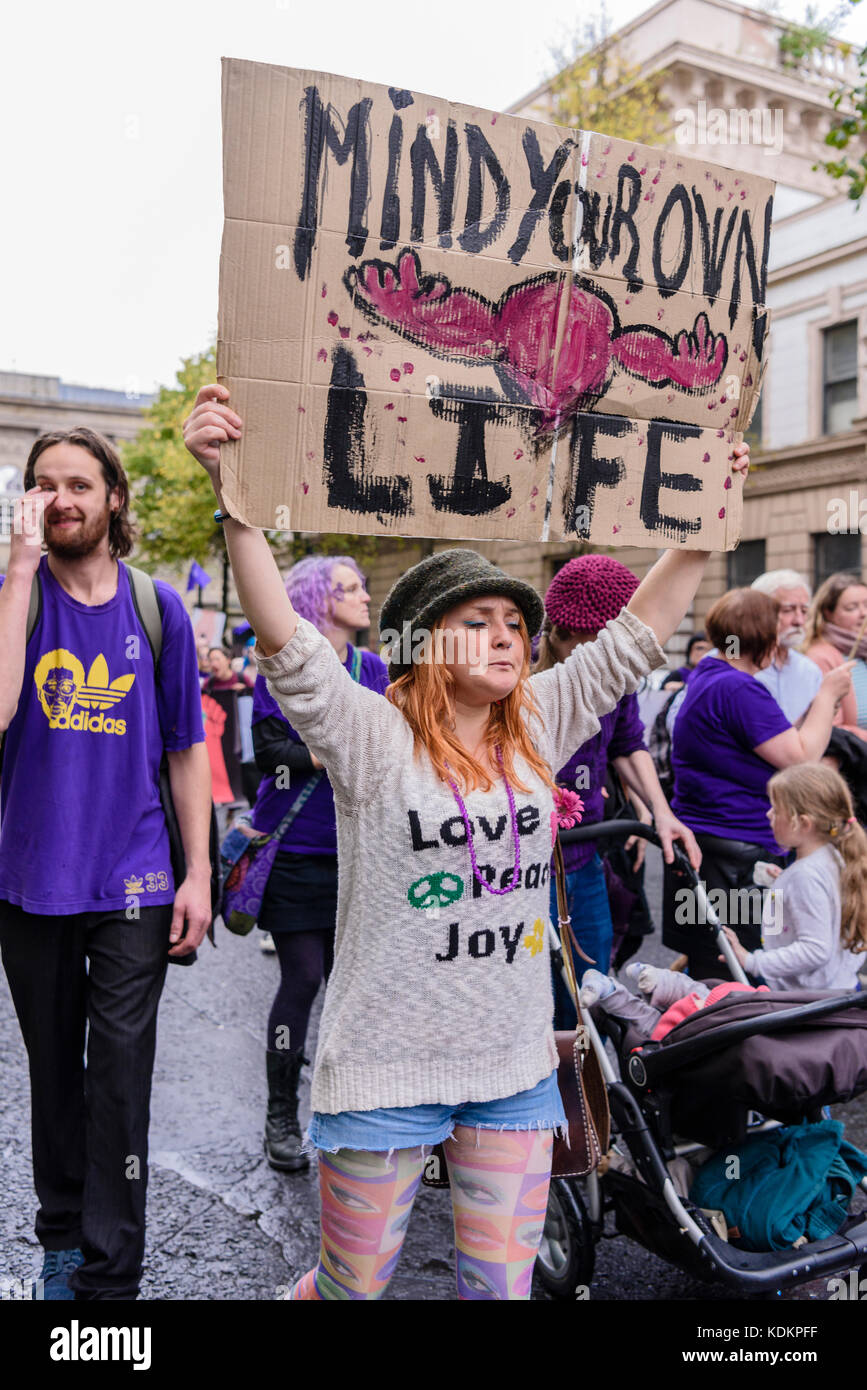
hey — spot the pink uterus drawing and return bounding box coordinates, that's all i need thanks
[344,249,728,431]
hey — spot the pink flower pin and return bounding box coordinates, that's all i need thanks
[553,786,585,829]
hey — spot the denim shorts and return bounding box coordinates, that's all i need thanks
[307,1070,567,1154]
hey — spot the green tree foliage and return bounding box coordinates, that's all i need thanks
[122,347,223,573]
[778,1,867,200]
[544,5,668,144]
[122,346,393,579]
[778,2,848,63]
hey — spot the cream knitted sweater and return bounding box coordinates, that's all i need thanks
[254,608,665,1114]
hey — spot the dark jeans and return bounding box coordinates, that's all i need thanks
[549,853,613,1031]
[0,900,172,1299]
[661,833,788,981]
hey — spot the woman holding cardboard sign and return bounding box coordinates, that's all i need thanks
[184,383,750,1302]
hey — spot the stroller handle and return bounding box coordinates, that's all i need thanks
[559,818,691,873]
[556,819,748,984]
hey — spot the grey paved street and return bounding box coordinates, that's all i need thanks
[2,845,866,1301]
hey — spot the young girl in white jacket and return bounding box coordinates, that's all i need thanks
[725,762,867,991]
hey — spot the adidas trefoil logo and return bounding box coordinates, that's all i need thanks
[34,648,135,736]
[76,654,136,710]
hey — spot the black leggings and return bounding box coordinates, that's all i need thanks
[266,930,335,1055]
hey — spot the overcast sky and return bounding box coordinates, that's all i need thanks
[3,0,864,395]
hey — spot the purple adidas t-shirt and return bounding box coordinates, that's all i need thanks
[250,644,389,855]
[0,557,205,914]
[557,693,646,872]
[671,657,790,853]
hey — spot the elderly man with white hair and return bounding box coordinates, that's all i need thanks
[750,569,822,723]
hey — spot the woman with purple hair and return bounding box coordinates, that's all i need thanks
[249,555,389,1172]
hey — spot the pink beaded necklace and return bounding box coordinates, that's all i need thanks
[446,746,521,896]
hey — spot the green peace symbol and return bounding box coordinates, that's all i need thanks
[407,871,465,910]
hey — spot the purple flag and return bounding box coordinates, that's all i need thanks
[187,560,212,591]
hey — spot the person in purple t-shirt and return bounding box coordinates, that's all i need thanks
[664,586,853,979]
[249,555,389,1173]
[536,556,700,1027]
[0,428,210,1301]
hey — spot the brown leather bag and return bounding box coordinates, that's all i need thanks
[421,839,609,1188]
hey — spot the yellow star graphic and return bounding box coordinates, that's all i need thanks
[523,917,546,957]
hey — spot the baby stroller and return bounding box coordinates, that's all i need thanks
[536,820,867,1300]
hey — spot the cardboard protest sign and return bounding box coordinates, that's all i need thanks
[217,58,773,548]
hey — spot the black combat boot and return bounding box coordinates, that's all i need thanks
[264,1048,309,1172]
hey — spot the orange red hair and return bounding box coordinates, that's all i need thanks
[386,614,557,795]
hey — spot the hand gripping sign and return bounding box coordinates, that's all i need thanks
[217,59,772,548]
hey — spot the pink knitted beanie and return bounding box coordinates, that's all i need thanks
[544,554,640,634]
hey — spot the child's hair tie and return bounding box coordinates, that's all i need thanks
[848,817,857,825]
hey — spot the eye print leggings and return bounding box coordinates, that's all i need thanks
[289,1127,553,1300]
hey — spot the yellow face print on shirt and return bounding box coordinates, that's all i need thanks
[33,648,135,736]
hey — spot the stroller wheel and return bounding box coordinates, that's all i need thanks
[535,1178,595,1300]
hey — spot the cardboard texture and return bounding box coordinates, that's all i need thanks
[217,58,774,548]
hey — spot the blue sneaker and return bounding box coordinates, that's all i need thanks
[34,1249,85,1301]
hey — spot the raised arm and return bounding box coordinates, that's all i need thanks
[530,608,666,772]
[0,487,55,733]
[183,386,395,800]
[532,446,751,767]
[182,384,296,658]
[625,446,750,647]
[625,549,711,648]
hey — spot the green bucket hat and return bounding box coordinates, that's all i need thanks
[378,548,544,680]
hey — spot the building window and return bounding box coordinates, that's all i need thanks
[822,320,859,435]
[727,539,766,588]
[813,531,862,588]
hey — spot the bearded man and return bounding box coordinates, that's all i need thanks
[0,428,211,1299]
[750,569,822,724]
